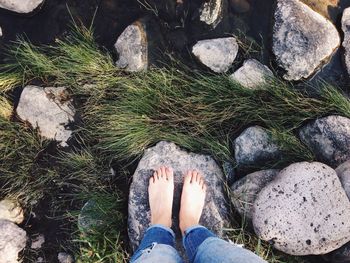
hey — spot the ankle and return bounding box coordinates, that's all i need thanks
[151,216,172,228]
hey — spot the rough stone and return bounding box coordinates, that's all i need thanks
[114,21,148,72]
[273,0,340,80]
[192,37,238,73]
[0,0,44,13]
[230,59,273,89]
[199,0,225,28]
[0,219,27,263]
[342,8,350,78]
[16,85,75,147]
[58,252,74,263]
[299,115,350,167]
[336,160,350,200]
[128,141,229,255]
[0,26,2,37]
[253,162,350,255]
[231,169,279,220]
[0,200,24,224]
[234,126,281,168]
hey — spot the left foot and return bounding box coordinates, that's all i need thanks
[148,166,174,228]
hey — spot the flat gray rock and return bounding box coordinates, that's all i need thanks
[273,0,340,80]
[114,21,148,72]
[192,37,238,73]
[230,59,273,89]
[16,86,75,147]
[299,115,350,167]
[336,160,350,200]
[231,169,279,220]
[234,126,281,168]
[0,200,24,225]
[342,8,350,78]
[253,162,350,255]
[199,0,225,28]
[128,141,229,256]
[0,219,27,263]
[0,0,44,13]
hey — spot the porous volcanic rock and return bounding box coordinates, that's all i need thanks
[273,0,340,80]
[253,162,350,255]
[0,0,44,13]
[128,141,229,255]
[16,86,75,147]
[299,115,350,167]
[0,219,27,263]
[230,59,273,89]
[192,37,238,73]
[231,169,279,220]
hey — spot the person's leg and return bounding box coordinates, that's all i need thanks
[130,167,183,263]
[180,170,267,263]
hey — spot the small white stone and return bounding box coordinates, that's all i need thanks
[0,199,24,224]
[0,0,44,13]
[58,252,74,263]
[199,0,224,28]
[16,85,75,147]
[230,59,273,88]
[31,234,45,249]
[192,37,239,73]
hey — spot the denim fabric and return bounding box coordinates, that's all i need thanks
[194,237,267,263]
[130,224,267,263]
[182,225,216,262]
[130,224,183,263]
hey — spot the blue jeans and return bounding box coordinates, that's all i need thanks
[130,225,267,263]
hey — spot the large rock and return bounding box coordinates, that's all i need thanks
[16,86,75,147]
[299,115,350,167]
[234,126,281,169]
[192,37,238,73]
[128,141,229,254]
[342,8,350,78]
[273,0,340,80]
[231,169,279,220]
[199,0,225,28]
[253,162,350,255]
[230,59,273,89]
[0,0,44,13]
[336,160,350,200]
[0,200,24,224]
[0,219,27,263]
[114,21,148,72]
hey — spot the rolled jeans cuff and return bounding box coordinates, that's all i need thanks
[183,225,216,262]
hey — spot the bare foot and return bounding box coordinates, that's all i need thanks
[179,170,207,234]
[148,166,174,228]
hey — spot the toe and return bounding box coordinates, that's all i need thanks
[156,167,162,179]
[184,171,192,184]
[160,166,167,178]
[166,167,174,181]
[150,174,156,184]
[194,171,200,182]
[190,170,197,183]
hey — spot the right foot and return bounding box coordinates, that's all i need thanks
[179,170,207,234]
[148,166,174,228]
